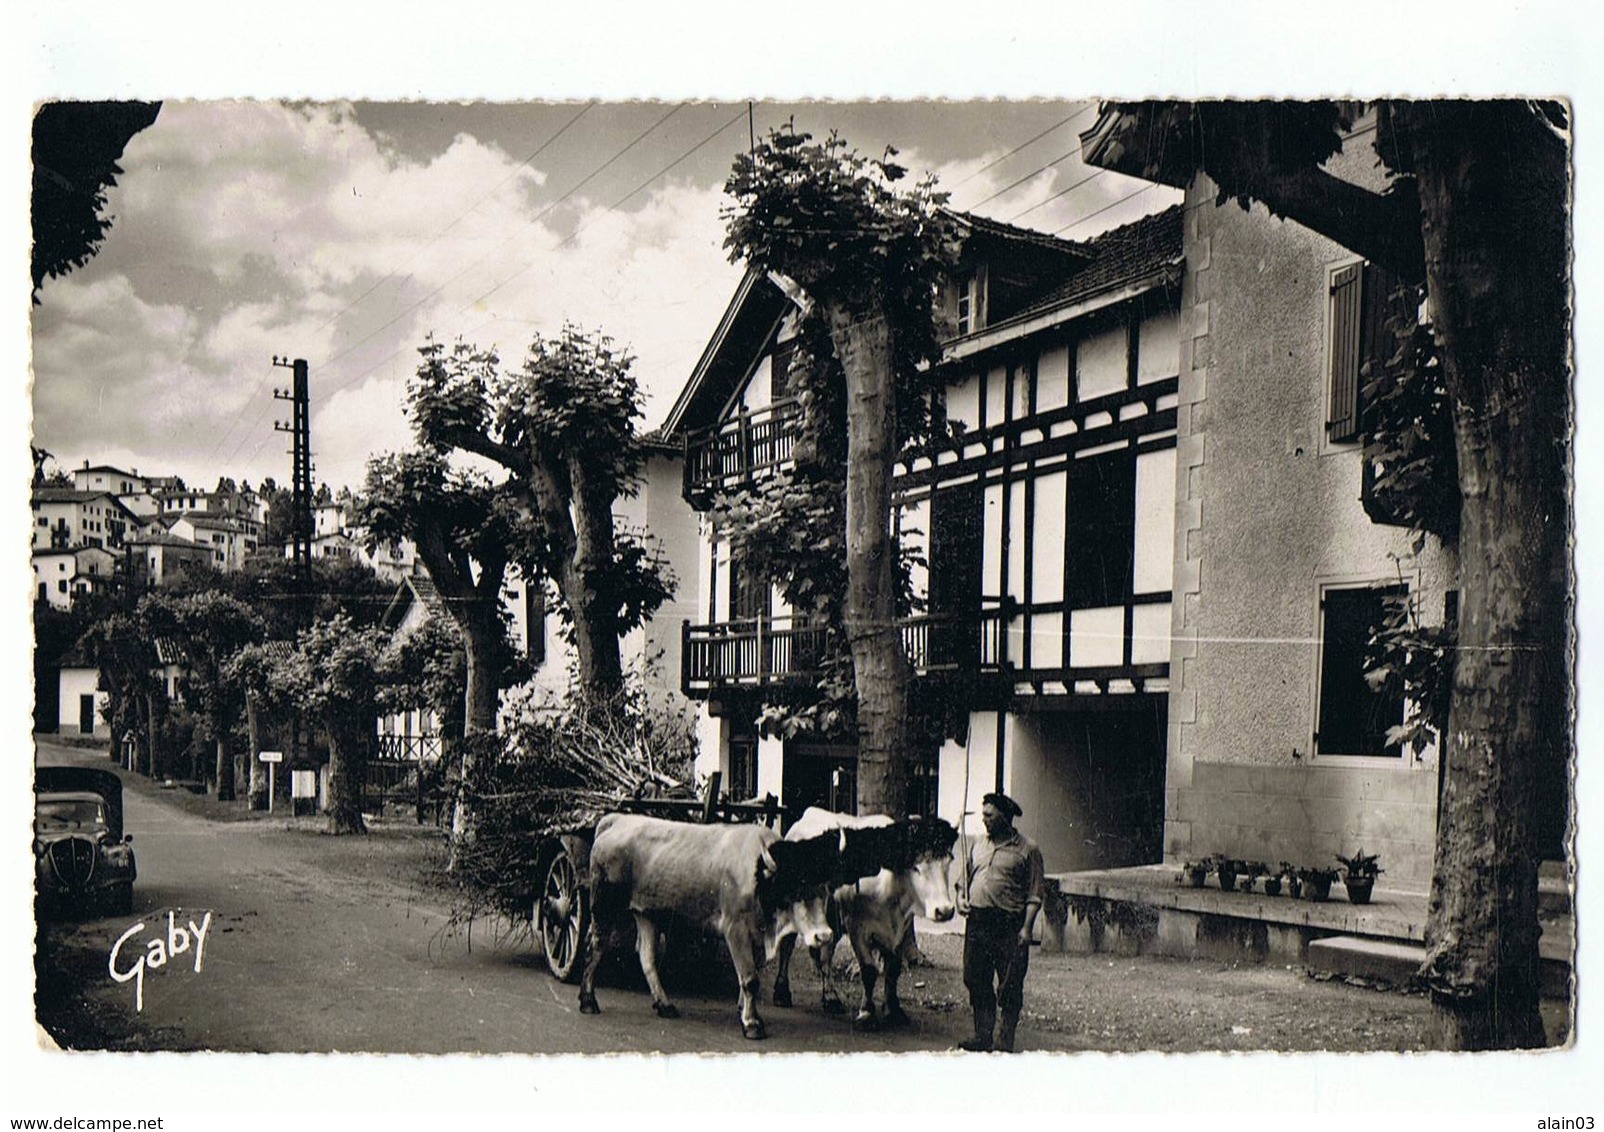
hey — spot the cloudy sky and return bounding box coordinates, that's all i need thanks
[29,99,1176,493]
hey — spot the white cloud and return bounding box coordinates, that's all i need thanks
[30,101,1173,494]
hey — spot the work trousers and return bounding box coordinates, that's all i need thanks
[963,907,1028,1013]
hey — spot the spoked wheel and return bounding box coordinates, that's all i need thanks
[539,838,589,983]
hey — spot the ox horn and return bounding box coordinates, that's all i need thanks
[759,847,778,877]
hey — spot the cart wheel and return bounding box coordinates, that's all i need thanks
[539,839,589,983]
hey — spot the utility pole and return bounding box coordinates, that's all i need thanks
[272,357,314,597]
[272,356,314,791]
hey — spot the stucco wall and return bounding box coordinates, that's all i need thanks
[58,668,109,738]
[1165,140,1456,890]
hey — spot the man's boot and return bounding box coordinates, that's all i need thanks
[957,1004,995,1051]
[996,1009,1020,1053]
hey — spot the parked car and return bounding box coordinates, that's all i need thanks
[34,766,136,916]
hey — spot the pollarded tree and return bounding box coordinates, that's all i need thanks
[138,590,265,801]
[360,448,525,859]
[1085,99,1570,1050]
[722,127,964,817]
[406,331,673,698]
[270,614,392,835]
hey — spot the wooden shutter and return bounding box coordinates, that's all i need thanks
[1327,263,1363,443]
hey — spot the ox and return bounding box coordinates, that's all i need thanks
[772,807,958,1029]
[577,813,843,1040]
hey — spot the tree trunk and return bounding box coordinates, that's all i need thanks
[565,461,627,698]
[1408,102,1570,1050]
[448,614,504,866]
[245,690,267,810]
[325,726,368,835]
[142,691,160,778]
[828,304,911,819]
[214,720,235,801]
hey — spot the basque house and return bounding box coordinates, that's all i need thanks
[665,208,1185,873]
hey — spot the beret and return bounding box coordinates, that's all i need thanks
[982,791,1023,819]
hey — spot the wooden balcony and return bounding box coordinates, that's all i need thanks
[681,605,1011,698]
[682,397,803,505]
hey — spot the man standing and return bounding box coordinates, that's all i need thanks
[956,791,1044,1053]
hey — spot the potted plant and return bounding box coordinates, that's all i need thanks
[1211,854,1242,892]
[1179,859,1211,888]
[1262,863,1285,897]
[1336,849,1384,904]
[1300,866,1340,902]
[1280,863,1302,899]
[1238,861,1269,894]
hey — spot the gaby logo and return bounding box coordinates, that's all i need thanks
[108,911,213,1011]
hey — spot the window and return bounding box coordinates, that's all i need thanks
[954,266,987,336]
[1066,450,1136,609]
[1315,582,1407,758]
[1326,260,1398,445]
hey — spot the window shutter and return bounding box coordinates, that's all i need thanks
[1327,263,1363,444]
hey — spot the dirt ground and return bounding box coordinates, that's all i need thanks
[38,751,1573,1055]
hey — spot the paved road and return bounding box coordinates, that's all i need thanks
[33,737,1011,1055]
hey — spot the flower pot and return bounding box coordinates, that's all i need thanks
[1216,869,1239,892]
[1183,865,1208,887]
[1343,876,1376,904]
[1287,878,1303,899]
[1262,876,1283,897]
[1305,877,1333,902]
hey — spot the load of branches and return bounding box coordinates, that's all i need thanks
[440,680,699,925]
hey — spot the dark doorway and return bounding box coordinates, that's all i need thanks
[79,694,96,735]
[781,741,857,824]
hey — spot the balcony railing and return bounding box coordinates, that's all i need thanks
[683,397,803,503]
[682,603,1010,695]
[373,732,443,763]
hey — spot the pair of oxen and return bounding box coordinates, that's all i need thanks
[577,807,959,1039]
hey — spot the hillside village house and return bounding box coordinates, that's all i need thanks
[31,487,137,550]
[32,544,118,609]
[127,528,216,588]
[72,462,146,496]
[665,208,1184,873]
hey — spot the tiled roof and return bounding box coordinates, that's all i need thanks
[950,209,1090,259]
[128,530,205,548]
[33,488,113,504]
[1016,205,1183,317]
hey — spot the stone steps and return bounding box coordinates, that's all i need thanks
[1306,924,1572,1000]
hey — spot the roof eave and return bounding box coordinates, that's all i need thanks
[1079,105,1196,190]
[942,262,1181,364]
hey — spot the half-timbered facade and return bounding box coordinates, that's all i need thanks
[665,208,1184,872]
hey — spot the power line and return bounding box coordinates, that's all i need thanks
[949,107,1093,191]
[1052,182,1159,236]
[960,145,1081,211]
[216,104,598,468]
[310,103,687,386]
[311,103,739,411]
[1004,163,1120,223]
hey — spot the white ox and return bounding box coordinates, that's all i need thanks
[578,813,841,1040]
[772,807,958,1029]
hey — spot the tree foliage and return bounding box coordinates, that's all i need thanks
[268,614,393,835]
[405,328,673,695]
[721,125,962,816]
[31,101,161,300]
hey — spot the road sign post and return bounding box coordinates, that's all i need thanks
[259,750,283,813]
